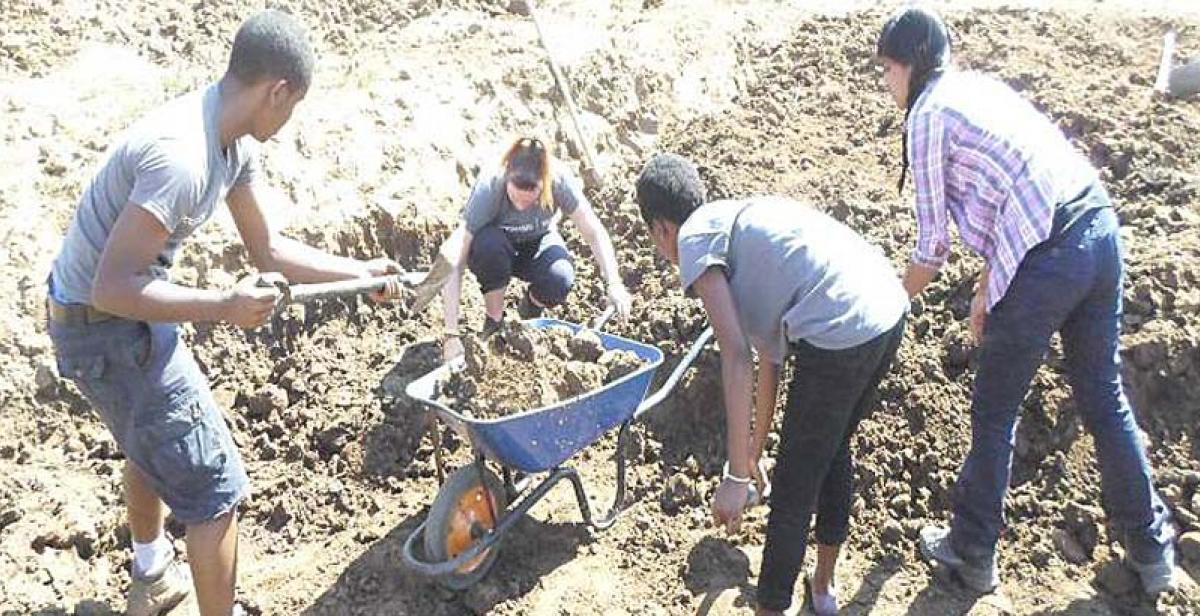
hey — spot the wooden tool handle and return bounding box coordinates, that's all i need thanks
[286,276,394,303]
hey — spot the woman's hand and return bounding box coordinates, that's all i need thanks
[606,282,632,317]
[712,477,750,535]
[970,265,990,342]
[969,291,987,342]
[443,334,464,363]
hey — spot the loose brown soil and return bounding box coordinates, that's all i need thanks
[2,1,1200,615]
[439,320,644,418]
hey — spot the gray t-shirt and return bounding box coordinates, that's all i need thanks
[677,197,908,361]
[461,165,585,243]
[51,83,260,304]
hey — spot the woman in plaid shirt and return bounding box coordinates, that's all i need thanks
[876,7,1178,596]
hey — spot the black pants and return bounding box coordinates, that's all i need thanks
[467,226,575,306]
[757,316,905,611]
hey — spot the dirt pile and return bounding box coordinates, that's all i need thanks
[2,2,1200,615]
[440,320,644,418]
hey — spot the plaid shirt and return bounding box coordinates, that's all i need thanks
[907,71,1097,309]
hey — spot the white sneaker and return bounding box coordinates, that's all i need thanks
[127,559,191,616]
[805,574,838,615]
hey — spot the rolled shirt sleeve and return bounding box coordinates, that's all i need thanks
[551,169,584,216]
[461,172,502,234]
[677,229,730,295]
[129,141,196,233]
[909,108,951,269]
[233,138,261,187]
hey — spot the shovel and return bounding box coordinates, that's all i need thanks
[407,254,455,313]
[256,258,454,310]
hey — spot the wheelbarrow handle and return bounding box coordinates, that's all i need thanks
[592,306,617,331]
[634,325,714,420]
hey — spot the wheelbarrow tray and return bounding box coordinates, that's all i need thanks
[405,318,664,473]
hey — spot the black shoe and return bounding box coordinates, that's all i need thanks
[517,291,545,320]
[481,315,504,338]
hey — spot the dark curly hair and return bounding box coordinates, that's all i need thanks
[226,10,314,92]
[635,153,707,227]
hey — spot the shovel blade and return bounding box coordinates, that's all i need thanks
[409,255,454,313]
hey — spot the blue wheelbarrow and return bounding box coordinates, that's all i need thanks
[401,309,714,588]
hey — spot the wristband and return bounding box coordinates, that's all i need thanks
[722,461,752,485]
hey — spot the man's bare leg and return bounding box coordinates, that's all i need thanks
[186,510,238,616]
[811,543,840,595]
[125,462,166,544]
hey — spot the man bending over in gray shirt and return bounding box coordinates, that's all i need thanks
[635,154,908,616]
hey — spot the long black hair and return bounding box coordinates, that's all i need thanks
[877,7,952,193]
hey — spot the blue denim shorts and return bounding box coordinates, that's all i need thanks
[49,317,249,525]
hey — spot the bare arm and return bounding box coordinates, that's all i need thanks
[970,263,991,341]
[693,266,754,479]
[92,205,274,324]
[751,357,780,466]
[440,223,474,333]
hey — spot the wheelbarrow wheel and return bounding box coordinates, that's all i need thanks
[424,465,507,589]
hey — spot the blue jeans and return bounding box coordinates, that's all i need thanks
[950,192,1172,565]
[49,315,249,525]
[467,226,575,306]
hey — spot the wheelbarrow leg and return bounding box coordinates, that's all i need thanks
[564,421,631,530]
[430,416,446,485]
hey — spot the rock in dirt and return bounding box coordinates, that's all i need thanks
[0,507,22,531]
[1175,504,1200,531]
[661,473,700,514]
[34,357,57,394]
[32,528,74,553]
[248,384,288,419]
[267,502,291,532]
[1063,501,1102,556]
[1095,560,1138,595]
[560,360,606,398]
[683,537,751,592]
[881,519,904,546]
[568,329,605,362]
[212,385,238,412]
[1180,531,1200,564]
[1053,528,1090,564]
[599,349,643,382]
[315,426,352,460]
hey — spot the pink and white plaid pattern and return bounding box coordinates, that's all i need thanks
[906,71,1097,309]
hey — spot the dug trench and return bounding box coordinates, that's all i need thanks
[3,2,1200,615]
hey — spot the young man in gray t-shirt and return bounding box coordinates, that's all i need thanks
[47,12,401,616]
[636,154,907,616]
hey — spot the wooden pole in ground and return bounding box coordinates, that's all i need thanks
[1155,29,1176,95]
[1154,28,1200,99]
[524,0,603,189]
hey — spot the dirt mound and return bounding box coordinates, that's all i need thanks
[439,320,644,418]
[2,2,1199,615]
